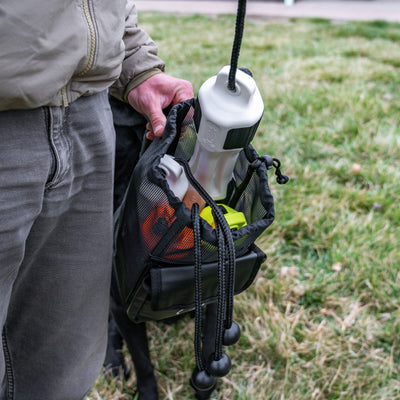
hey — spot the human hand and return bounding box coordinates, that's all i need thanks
[127,73,193,140]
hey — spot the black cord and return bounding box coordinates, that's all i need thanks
[224,224,236,330]
[176,158,236,362]
[192,203,204,371]
[228,0,247,91]
[214,224,226,360]
[273,158,289,185]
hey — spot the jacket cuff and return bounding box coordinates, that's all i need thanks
[123,68,164,102]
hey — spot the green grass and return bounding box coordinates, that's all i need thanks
[88,14,400,400]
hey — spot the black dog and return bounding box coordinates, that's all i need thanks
[104,97,217,400]
[100,96,157,399]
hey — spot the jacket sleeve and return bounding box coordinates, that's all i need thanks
[109,0,166,102]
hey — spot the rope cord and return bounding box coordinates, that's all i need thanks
[181,0,249,369]
[192,203,204,371]
[273,158,290,184]
[228,0,247,91]
[176,158,236,361]
[224,223,236,330]
[214,224,226,360]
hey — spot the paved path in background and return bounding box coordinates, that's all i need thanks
[134,1,400,22]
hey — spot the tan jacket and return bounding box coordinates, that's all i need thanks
[0,0,165,110]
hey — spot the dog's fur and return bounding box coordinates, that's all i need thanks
[106,292,159,399]
[104,97,159,398]
[105,292,218,400]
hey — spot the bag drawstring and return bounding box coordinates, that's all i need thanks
[177,158,237,379]
[229,154,289,209]
[178,148,289,382]
[255,154,289,185]
[192,203,205,371]
[272,157,290,185]
[187,0,289,387]
[188,0,251,375]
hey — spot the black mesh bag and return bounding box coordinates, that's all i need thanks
[113,97,289,385]
[112,0,290,388]
[113,98,288,324]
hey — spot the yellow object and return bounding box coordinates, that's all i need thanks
[200,204,247,230]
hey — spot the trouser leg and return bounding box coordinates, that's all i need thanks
[0,107,52,399]
[0,91,115,400]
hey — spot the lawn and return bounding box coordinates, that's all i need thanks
[88,12,400,400]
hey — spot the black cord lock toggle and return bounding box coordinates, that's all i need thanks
[259,154,274,170]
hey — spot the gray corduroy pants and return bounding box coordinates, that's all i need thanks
[0,91,115,400]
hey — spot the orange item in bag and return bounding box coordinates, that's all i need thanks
[141,204,194,260]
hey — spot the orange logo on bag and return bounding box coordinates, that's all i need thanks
[142,204,194,260]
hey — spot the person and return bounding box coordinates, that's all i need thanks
[0,1,193,399]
